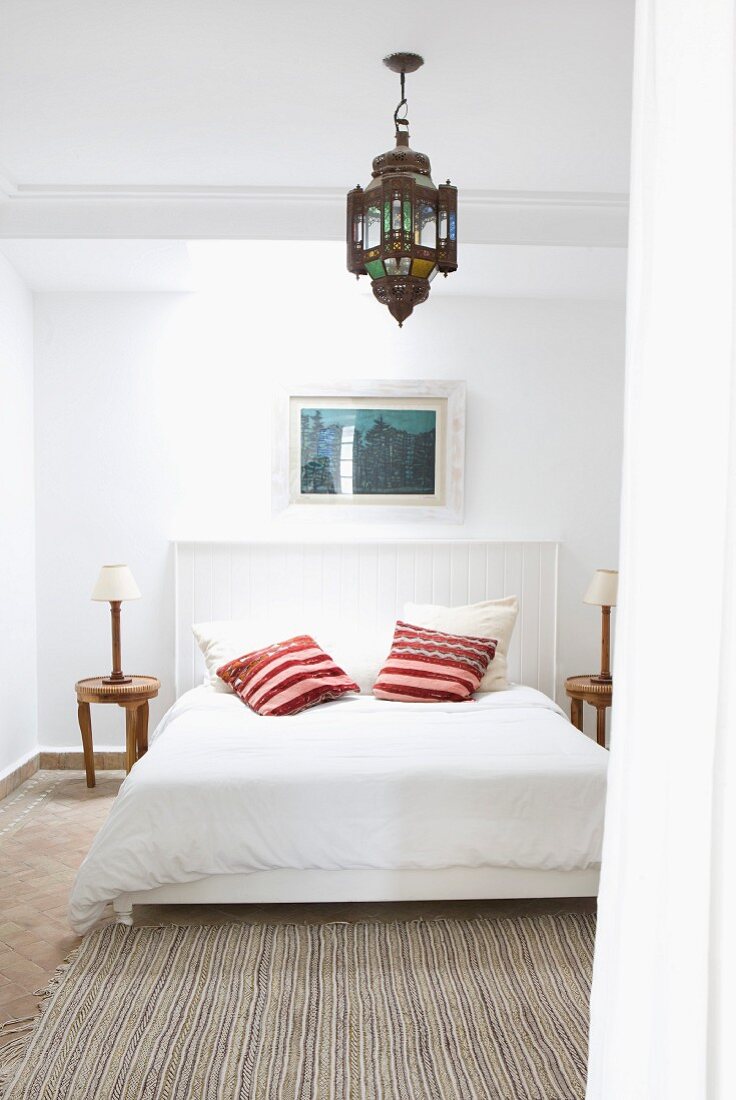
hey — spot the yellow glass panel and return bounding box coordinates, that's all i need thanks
[411,258,435,279]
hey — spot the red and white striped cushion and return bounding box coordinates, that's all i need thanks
[373,620,497,703]
[217,635,360,717]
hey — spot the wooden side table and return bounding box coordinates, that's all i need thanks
[75,676,160,788]
[565,675,612,748]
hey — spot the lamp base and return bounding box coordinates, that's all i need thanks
[102,673,132,686]
[590,673,613,684]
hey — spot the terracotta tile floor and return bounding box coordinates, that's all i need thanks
[0,769,595,1040]
[0,770,121,1035]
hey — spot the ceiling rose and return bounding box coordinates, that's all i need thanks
[346,53,458,327]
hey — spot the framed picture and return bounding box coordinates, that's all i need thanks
[272,381,465,522]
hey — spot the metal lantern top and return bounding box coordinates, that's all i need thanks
[346,53,458,326]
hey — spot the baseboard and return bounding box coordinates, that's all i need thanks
[0,751,40,801]
[0,747,127,800]
[39,751,126,771]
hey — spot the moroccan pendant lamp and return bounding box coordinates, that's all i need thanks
[346,53,457,326]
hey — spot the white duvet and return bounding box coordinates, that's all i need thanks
[69,685,607,933]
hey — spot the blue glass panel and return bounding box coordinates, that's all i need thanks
[449,212,456,241]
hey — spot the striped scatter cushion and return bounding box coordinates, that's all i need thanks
[373,620,497,703]
[217,635,360,716]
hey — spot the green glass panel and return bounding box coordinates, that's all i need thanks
[383,202,391,235]
[403,200,412,235]
[366,259,386,279]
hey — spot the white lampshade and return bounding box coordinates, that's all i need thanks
[91,564,141,602]
[583,569,619,607]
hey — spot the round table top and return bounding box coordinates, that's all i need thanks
[565,675,612,697]
[75,675,160,701]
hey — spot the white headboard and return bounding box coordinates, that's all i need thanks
[175,540,558,698]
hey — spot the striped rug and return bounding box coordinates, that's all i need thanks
[0,914,594,1099]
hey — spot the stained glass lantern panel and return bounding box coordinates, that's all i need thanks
[366,206,381,250]
[415,201,437,248]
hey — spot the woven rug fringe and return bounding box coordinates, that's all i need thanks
[0,943,81,1098]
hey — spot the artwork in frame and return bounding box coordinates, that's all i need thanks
[272,381,465,522]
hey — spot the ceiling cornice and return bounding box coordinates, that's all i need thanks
[0,182,627,206]
[0,180,628,246]
[0,168,18,198]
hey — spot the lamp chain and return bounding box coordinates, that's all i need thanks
[393,70,409,132]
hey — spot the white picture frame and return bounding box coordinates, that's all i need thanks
[272,380,465,523]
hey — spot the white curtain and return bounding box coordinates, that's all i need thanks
[586,1,736,1097]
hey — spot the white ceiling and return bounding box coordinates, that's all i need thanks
[0,239,626,298]
[0,0,634,194]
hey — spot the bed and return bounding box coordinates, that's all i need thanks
[68,540,608,933]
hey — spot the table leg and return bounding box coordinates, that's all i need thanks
[596,705,607,748]
[77,701,95,788]
[136,700,149,759]
[570,697,583,731]
[124,706,137,773]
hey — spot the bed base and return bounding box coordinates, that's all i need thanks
[112,866,599,925]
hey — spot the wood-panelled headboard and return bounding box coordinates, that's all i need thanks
[175,540,558,697]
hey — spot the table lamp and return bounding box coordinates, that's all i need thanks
[91,565,141,684]
[583,569,618,683]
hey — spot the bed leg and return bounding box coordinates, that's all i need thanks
[113,897,133,926]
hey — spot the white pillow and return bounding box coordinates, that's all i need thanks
[192,619,390,695]
[402,596,519,691]
[321,628,393,694]
[192,620,280,692]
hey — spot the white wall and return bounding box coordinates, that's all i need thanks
[0,254,37,774]
[33,289,624,748]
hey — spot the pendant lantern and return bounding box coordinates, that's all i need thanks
[346,53,458,326]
